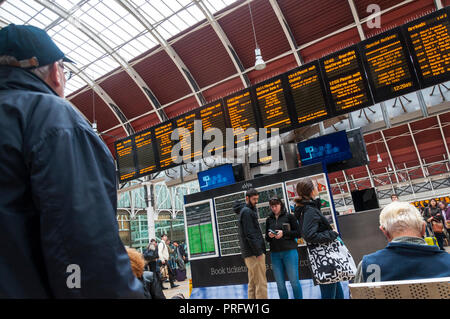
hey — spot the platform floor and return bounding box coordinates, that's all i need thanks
[162,263,191,299]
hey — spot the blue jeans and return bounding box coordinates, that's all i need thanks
[319,282,344,299]
[271,249,303,299]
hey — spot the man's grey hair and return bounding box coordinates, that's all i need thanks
[0,55,56,80]
[380,201,425,234]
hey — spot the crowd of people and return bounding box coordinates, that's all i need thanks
[235,184,450,299]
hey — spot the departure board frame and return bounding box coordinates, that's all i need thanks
[358,27,420,103]
[172,108,202,164]
[402,8,450,89]
[183,199,220,260]
[224,88,260,145]
[251,74,296,135]
[152,119,179,171]
[114,137,139,183]
[283,60,333,128]
[133,126,159,177]
[198,99,229,158]
[319,44,374,116]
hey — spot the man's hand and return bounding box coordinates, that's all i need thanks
[268,232,275,238]
[275,230,283,239]
[257,254,264,260]
[161,260,165,265]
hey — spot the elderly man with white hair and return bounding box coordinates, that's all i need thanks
[354,201,450,283]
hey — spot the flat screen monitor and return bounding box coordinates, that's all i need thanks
[198,164,236,192]
[351,188,380,212]
[298,130,352,166]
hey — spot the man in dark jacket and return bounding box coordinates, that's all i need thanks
[0,24,145,298]
[233,188,267,299]
[354,201,450,283]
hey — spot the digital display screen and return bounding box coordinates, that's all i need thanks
[359,28,420,103]
[225,90,258,145]
[153,121,177,169]
[134,129,158,175]
[115,138,137,182]
[403,8,450,88]
[298,130,352,166]
[286,61,330,125]
[254,76,292,132]
[185,201,217,258]
[197,164,236,192]
[200,101,228,156]
[174,110,202,163]
[320,45,373,114]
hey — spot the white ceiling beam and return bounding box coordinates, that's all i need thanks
[193,0,251,88]
[347,0,366,40]
[35,0,168,122]
[116,0,207,107]
[268,0,302,66]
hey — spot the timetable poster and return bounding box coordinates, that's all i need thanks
[134,129,158,176]
[403,8,450,88]
[115,137,137,182]
[285,61,330,125]
[254,76,292,133]
[359,28,420,103]
[320,45,374,115]
[174,110,202,163]
[200,100,228,156]
[153,121,177,169]
[225,90,258,145]
[184,200,218,259]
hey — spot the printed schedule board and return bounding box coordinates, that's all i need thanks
[115,137,137,182]
[184,199,219,260]
[225,89,258,145]
[359,28,420,103]
[403,8,450,88]
[320,45,374,115]
[253,76,293,133]
[285,61,330,126]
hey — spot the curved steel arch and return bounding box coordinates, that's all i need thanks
[67,63,135,136]
[35,0,168,122]
[117,0,207,107]
[193,0,251,88]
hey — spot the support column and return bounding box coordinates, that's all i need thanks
[145,184,156,241]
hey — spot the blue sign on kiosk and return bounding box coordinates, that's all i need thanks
[298,130,352,166]
[198,164,236,192]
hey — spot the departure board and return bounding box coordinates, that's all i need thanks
[200,101,228,155]
[153,121,177,169]
[403,8,450,88]
[134,129,158,175]
[225,90,258,144]
[286,61,330,125]
[174,111,202,162]
[115,138,137,182]
[254,76,292,132]
[359,28,420,103]
[184,200,218,259]
[320,45,373,114]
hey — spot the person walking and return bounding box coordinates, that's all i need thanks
[234,188,268,299]
[265,196,303,299]
[294,178,344,299]
[158,234,179,289]
[0,24,144,298]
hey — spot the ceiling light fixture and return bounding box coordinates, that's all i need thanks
[248,2,265,71]
[377,153,382,163]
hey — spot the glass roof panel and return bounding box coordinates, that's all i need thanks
[0,0,239,97]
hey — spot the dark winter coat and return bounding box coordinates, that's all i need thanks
[265,208,300,252]
[234,201,266,258]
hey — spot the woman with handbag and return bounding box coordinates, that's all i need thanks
[294,178,355,299]
[424,199,446,250]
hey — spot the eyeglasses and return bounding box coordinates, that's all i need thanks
[58,61,73,81]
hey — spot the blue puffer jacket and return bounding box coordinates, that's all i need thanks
[0,66,145,298]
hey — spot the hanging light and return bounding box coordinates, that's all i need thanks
[377,153,382,163]
[249,2,266,70]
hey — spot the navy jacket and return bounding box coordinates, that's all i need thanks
[234,201,266,258]
[361,242,450,282]
[0,66,145,298]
